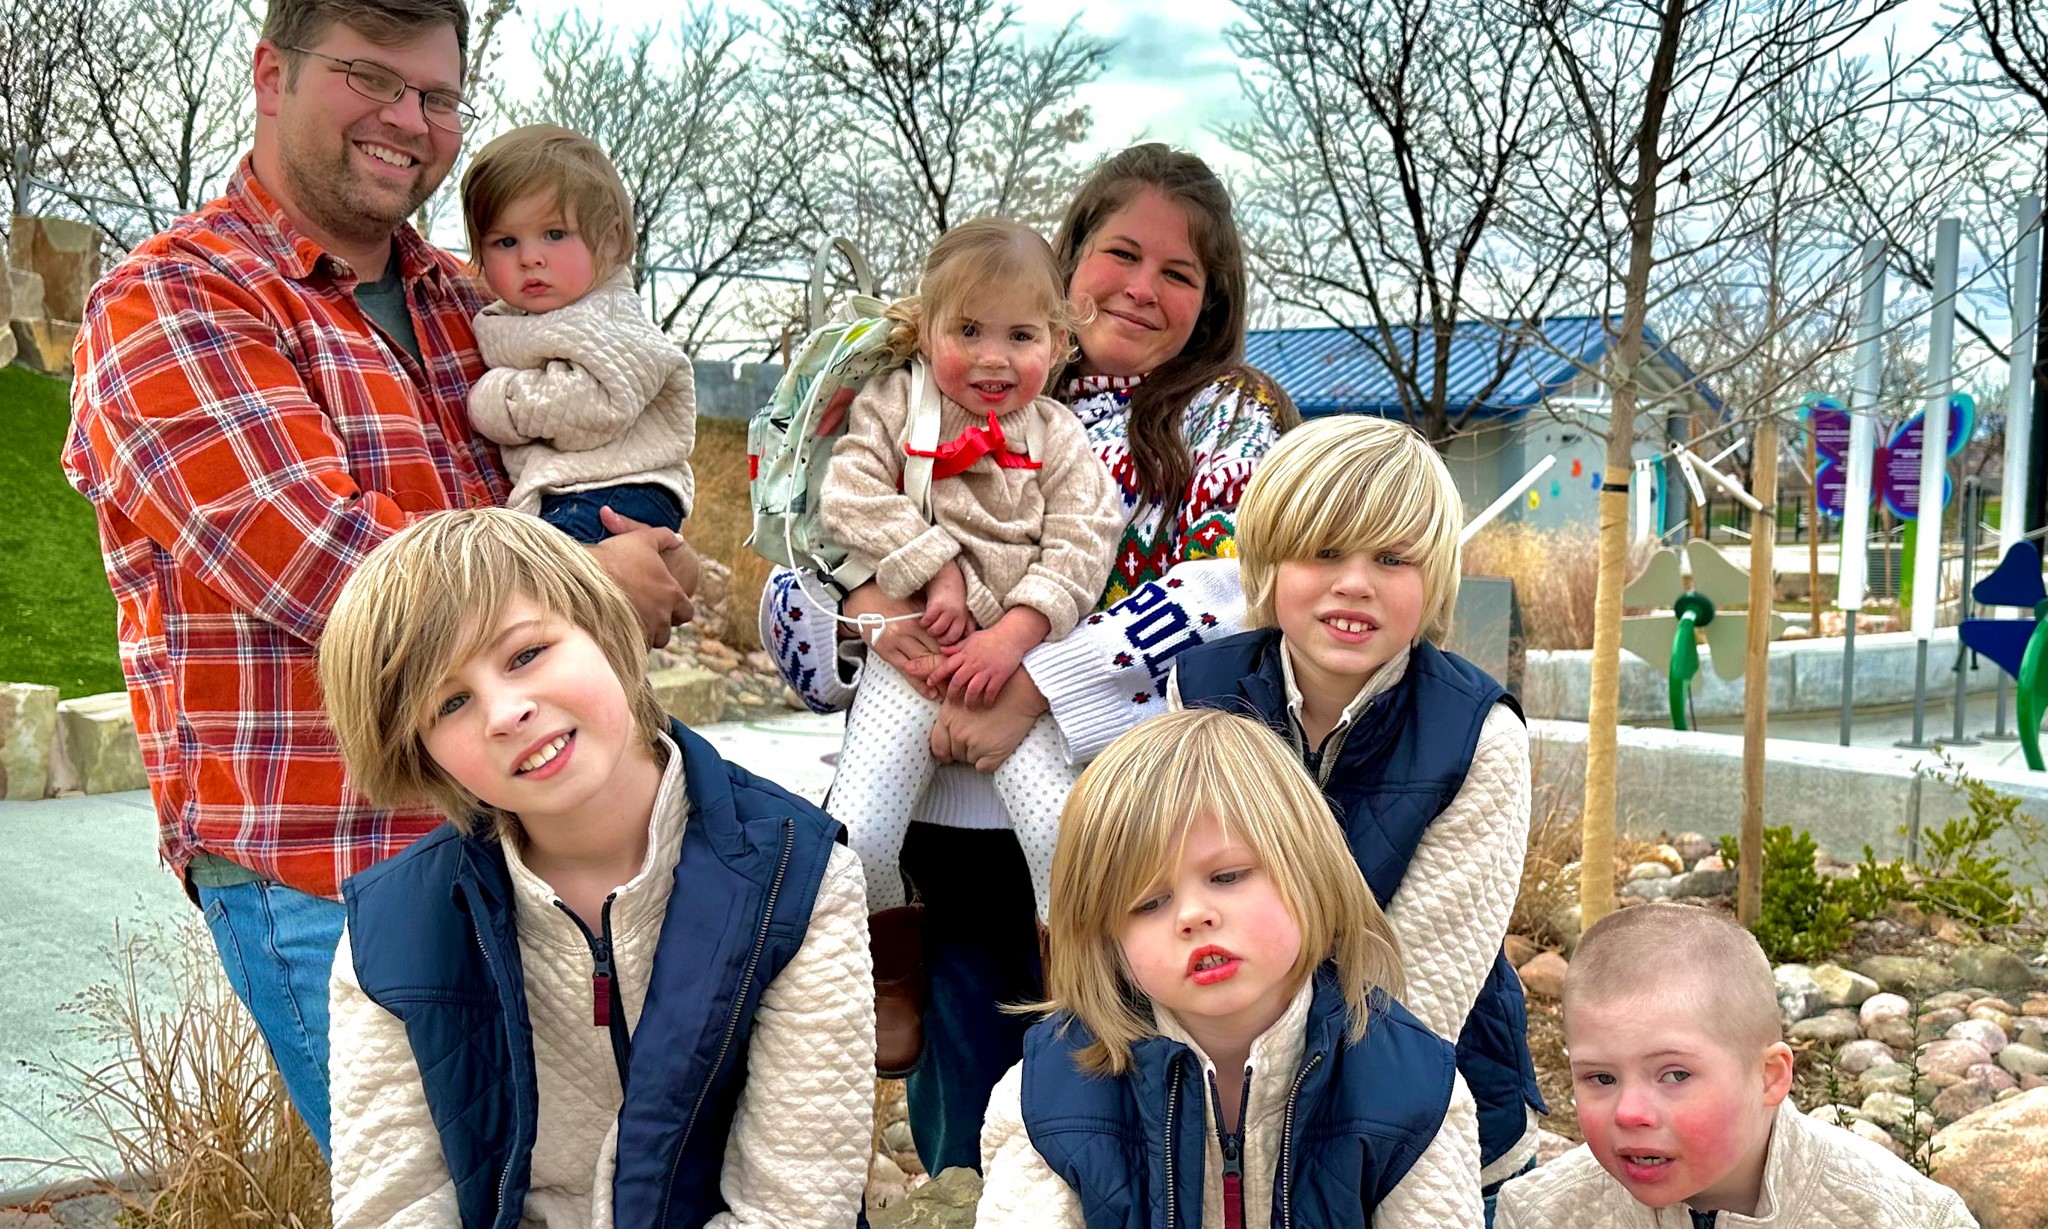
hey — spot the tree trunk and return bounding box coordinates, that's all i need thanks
[1739,415,1780,924]
[1579,0,1684,931]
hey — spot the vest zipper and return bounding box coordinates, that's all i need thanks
[1276,1050,1324,1229]
[554,893,631,1090]
[1205,1065,1253,1229]
[1163,1059,1185,1229]
[469,910,520,1229]
[657,817,795,1223]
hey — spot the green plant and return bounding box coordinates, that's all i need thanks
[1837,757,2040,931]
[1721,826,1854,962]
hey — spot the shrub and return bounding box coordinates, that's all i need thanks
[689,417,770,653]
[1836,757,2040,932]
[1722,826,1854,962]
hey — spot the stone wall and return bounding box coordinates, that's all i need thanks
[6,214,96,378]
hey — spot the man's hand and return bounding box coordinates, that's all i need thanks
[843,581,944,694]
[919,560,972,645]
[930,663,1050,773]
[589,507,695,648]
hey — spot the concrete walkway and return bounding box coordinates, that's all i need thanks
[0,709,845,1192]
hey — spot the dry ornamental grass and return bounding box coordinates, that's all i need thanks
[689,417,774,654]
[42,922,328,1228]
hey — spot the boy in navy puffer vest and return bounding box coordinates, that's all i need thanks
[1169,416,1547,1224]
[317,509,874,1229]
[977,707,1483,1227]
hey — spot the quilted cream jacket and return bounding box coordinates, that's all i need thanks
[469,270,697,519]
[1494,1100,1979,1228]
[1171,644,1538,1180]
[976,978,1486,1227]
[328,735,874,1228]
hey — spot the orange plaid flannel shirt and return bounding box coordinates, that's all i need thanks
[63,158,508,899]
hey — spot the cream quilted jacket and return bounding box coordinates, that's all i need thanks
[470,270,697,520]
[1494,1100,1979,1228]
[328,734,875,1228]
[1170,645,1538,1180]
[976,979,1486,1227]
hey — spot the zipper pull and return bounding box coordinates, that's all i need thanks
[1222,1170,1244,1229]
[591,935,614,1027]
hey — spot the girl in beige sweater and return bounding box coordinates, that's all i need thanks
[818,219,1121,1072]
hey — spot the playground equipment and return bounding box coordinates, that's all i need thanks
[1620,540,1788,730]
[1958,540,2048,771]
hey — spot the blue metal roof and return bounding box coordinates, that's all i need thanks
[1243,315,1723,421]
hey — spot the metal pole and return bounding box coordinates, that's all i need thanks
[1899,219,1961,749]
[1985,196,2041,743]
[1840,615,1857,745]
[1842,237,1887,745]
[1946,478,1980,745]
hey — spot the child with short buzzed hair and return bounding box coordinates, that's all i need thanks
[1495,903,1978,1228]
[317,507,872,1229]
[1168,414,1545,1220]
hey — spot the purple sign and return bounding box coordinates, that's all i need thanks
[1879,394,1973,521]
[1815,458,1847,518]
[1803,394,1851,463]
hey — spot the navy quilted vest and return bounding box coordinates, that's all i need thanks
[1174,630,1547,1166]
[1020,967,1455,1228]
[342,719,844,1229]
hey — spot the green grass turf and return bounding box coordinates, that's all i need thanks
[0,365,124,698]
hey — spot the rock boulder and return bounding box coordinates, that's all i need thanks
[868,1167,982,1229]
[1933,1087,2048,1229]
[647,665,726,728]
[54,691,145,794]
[1518,951,1569,1001]
[1952,945,2038,995]
[10,213,98,322]
[10,317,78,377]
[0,682,58,800]
[1857,955,1954,997]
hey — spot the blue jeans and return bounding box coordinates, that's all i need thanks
[900,823,1043,1175]
[540,483,684,544]
[196,880,346,1158]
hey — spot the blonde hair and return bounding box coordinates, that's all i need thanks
[1037,708,1405,1074]
[1565,903,1782,1056]
[318,508,666,835]
[883,217,1082,390]
[1236,415,1465,641]
[461,125,635,284]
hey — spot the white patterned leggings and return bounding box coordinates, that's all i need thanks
[831,657,1074,920]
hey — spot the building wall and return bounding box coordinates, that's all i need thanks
[1439,426,1508,520]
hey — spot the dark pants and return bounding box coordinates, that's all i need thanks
[900,822,1044,1176]
[539,482,683,544]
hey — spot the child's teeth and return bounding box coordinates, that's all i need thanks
[519,734,569,773]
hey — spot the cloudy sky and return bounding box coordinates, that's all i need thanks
[502,0,1254,168]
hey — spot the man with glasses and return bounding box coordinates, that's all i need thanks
[63,0,696,1156]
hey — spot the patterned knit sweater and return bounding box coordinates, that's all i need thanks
[765,370,1285,744]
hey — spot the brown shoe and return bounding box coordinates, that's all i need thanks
[869,904,926,1078]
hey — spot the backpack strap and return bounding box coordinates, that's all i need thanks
[901,358,942,518]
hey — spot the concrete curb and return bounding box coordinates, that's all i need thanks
[1530,717,2048,875]
[1524,626,1997,723]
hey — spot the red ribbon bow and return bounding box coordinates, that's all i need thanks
[904,412,1041,480]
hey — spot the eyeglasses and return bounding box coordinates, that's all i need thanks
[282,47,478,135]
